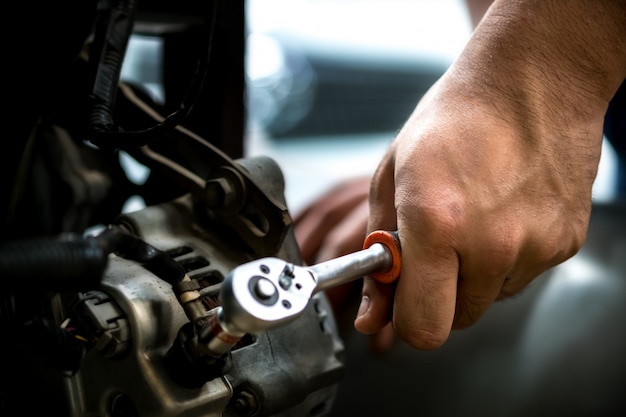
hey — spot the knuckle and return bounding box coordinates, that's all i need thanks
[497,277,531,300]
[402,195,466,244]
[453,292,490,329]
[545,203,590,260]
[489,225,524,264]
[536,217,588,267]
[394,317,450,351]
[566,222,587,256]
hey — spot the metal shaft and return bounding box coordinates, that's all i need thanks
[308,243,391,293]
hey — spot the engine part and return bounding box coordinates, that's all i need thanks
[2,3,345,415]
[58,158,344,417]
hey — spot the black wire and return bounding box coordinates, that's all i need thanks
[94,225,186,285]
[0,225,186,293]
[88,0,219,151]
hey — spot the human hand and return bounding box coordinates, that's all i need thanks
[353,0,626,350]
[355,78,602,350]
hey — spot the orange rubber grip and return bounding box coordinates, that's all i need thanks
[362,230,402,284]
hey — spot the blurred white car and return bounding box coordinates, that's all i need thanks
[245,0,472,137]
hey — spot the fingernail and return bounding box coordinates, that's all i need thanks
[357,295,371,318]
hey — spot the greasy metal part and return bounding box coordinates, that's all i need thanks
[73,253,234,417]
[117,83,291,257]
[172,276,208,324]
[204,165,249,214]
[65,166,344,417]
[72,291,131,358]
[196,307,246,358]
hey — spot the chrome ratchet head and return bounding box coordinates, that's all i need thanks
[218,257,317,335]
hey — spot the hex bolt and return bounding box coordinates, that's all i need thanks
[110,393,138,417]
[205,178,229,208]
[204,167,246,213]
[233,390,258,416]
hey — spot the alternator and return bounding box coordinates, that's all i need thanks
[56,154,345,417]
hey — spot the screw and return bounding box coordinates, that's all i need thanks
[110,393,138,417]
[233,390,258,416]
[205,178,229,208]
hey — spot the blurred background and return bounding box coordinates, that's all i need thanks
[241,0,620,214]
[243,0,472,214]
[120,1,625,415]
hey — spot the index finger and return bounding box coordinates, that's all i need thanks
[357,143,460,350]
[354,148,398,334]
[391,229,459,350]
[355,226,460,350]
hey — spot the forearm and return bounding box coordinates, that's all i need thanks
[452,0,626,130]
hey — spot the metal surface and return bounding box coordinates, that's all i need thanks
[2,2,349,416]
[310,243,391,292]
[68,195,343,417]
[217,242,391,341]
[58,157,345,417]
[118,83,292,258]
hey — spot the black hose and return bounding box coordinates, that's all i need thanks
[88,0,138,136]
[0,225,186,293]
[0,234,107,292]
[95,225,186,285]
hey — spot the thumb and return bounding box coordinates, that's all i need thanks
[354,148,398,334]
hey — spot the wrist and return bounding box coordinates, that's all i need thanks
[450,0,625,133]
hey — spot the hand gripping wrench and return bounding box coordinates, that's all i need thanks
[199,230,401,358]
